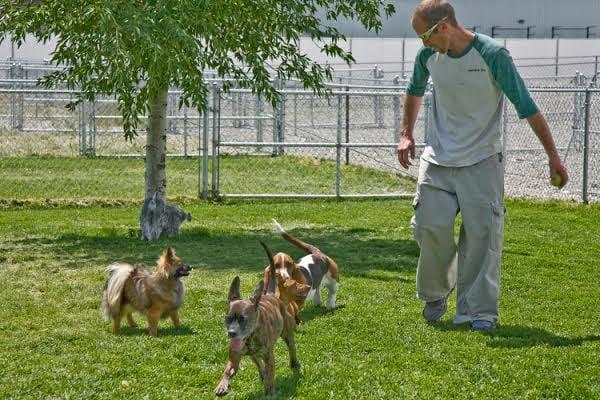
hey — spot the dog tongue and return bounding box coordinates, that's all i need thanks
[229,339,244,351]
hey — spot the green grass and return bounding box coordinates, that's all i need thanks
[0,155,412,202]
[0,197,599,399]
[0,155,598,399]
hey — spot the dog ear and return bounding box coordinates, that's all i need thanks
[262,267,270,294]
[250,281,263,309]
[228,276,241,304]
[163,247,175,262]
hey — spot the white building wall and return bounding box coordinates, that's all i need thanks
[335,0,600,39]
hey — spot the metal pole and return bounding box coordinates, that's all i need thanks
[255,95,263,152]
[335,91,342,197]
[90,98,97,156]
[401,38,406,78]
[593,56,599,87]
[349,37,353,81]
[582,90,591,204]
[200,99,209,199]
[377,68,384,128]
[345,86,350,165]
[80,96,86,155]
[10,63,16,130]
[17,65,23,130]
[555,38,560,77]
[272,80,279,156]
[294,90,298,136]
[393,76,401,143]
[373,65,378,125]
[279,83,285,156]
[211,83,219,197]
[182,105,188,157]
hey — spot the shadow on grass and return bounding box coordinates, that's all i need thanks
[431,320,600,348]
[7,226,419,279]
[245,369,302,400]
[297,304,346,325]
[118,325,196,337]
[482,326,600,349]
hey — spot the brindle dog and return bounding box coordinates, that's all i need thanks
[214,242,300,397]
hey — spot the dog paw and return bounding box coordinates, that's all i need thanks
[214,384,229,397]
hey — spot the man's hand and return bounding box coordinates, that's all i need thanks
[548,155,568,189]
[397,130,415,169]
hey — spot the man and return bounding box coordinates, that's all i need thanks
[397,0,568,330]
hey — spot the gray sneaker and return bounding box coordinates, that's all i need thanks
[422,297,448,322]
[471,320,496,330]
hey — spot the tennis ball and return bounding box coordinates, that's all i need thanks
[550,173,562,187]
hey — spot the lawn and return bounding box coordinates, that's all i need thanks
[0,156,598,399]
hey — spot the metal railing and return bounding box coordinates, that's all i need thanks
[0,76,598,203]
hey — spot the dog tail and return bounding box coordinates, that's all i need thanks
[101,262,134,321]
[273,219,320,254]
[260,241,277,296]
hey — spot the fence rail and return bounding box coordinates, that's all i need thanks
[0,74,599,203]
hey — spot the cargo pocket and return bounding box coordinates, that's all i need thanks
[411,194,421,244]
[490,202,505,252]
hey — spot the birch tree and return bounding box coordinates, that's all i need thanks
[0,0,395,240]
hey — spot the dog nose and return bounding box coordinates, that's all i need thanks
[227,330,237,338]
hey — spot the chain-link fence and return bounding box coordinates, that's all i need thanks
[0,67,599,203]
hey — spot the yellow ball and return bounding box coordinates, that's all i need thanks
[550,173,562,187]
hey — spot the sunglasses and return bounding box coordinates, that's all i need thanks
[418,16,448,42]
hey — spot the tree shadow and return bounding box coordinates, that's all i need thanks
[244,368,302,400]
[431,320,600,348]
[297,304,346,325]
[6,226,419,280]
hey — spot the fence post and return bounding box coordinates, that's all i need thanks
[582,89,591,204]
[393,75,401,143]
[377,67,384,128]
[279,82,286,156]
[345,86,350,165]
[88,97,97,156]
[294,82,298,136]
[555,38,560,77]
[200,97,209,200]
[232,89,239,128]
[211,83,220,198]
[373,65,379,126]
[336,90,342,197]
[255,94,263,152]
[593,56,599,87]
[183,104,188,157]
[9,39,18,130]
[80,96,86,156]
[401,38,406,79]
[272,80,279,156]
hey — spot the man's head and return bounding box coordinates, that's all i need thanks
[411,0,458,53]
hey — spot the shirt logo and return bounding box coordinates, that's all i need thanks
[468,68,486,72]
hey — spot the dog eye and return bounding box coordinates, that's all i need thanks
[237,315,245,323]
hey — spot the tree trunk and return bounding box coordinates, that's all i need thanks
[139,84,191,241]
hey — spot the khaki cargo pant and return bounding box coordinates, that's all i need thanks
[411,153,505,324]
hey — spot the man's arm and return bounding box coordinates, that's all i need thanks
[527,112,569,188]
[397,94,423,169]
